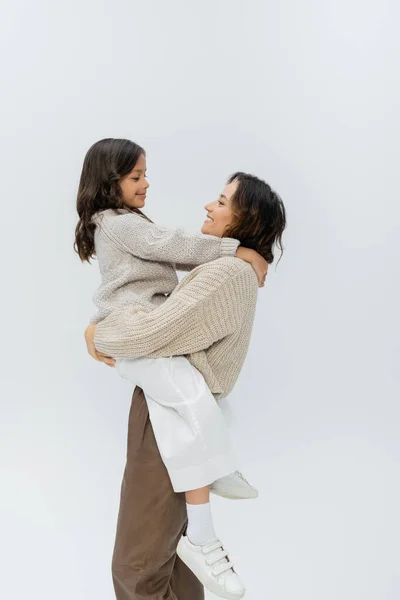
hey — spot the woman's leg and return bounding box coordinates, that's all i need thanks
[112,386,204,600]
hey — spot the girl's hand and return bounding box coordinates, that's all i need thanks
[236,247,269,287]
[84,324,116,367]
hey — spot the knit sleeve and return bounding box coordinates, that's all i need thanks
[94,261,256,358]
[100,212,239,265]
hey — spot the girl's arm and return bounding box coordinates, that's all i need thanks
[101,212,268,285]
[100,211,239,265]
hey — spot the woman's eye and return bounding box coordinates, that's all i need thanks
[132,177,140,181]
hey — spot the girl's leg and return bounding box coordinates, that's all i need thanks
[184,486,218,546]
[112,386,204,600]
[117,356,236,546]
[185,488,210,504]
[116,356,238,493]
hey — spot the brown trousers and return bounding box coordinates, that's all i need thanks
[112,387,205,600]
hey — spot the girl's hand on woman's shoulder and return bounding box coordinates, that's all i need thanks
[236,247,269,287]
[84,324,116,367]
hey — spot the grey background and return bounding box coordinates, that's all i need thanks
[1,0,399,598]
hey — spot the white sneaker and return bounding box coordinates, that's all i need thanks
[211,471,259,500]
[177,535,246,600]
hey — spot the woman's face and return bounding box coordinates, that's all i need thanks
[119,153,149,209]
[201,180,238,238]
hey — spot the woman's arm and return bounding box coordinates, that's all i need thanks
[93,260,257,359]
[100,212,239,265]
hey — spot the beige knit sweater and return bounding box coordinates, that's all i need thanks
[91,209,240,323]
[94,257,259,399]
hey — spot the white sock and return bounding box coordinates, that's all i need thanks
[186,502,217,546]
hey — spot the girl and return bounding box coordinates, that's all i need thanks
[75,138,269,599]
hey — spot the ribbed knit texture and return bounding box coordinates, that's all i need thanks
[95,257,258,399]
[91,209,240,323]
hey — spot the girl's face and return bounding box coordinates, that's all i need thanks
[119,153,149,209]
[201,180,238,238]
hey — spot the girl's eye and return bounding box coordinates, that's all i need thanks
[132,177,140,182]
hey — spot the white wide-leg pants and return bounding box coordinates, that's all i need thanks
[116,356,238,492]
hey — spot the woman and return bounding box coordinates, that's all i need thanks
[86,172,286,599]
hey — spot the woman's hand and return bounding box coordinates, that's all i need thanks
[236,247,269,287]
[84,324,116,367]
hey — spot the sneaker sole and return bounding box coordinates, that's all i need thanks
[210,487,259,500]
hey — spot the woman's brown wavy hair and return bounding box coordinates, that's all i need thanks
[74,138,147,262]
[224,172,286,263]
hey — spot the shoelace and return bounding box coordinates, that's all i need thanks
[202,539,235,576]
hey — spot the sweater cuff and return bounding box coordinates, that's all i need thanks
[89,313,101,325]
[220,237,240,257]
[94,321,112,355]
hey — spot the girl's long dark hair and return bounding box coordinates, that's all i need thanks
[224,172,286,263]
[74,138,146,262]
